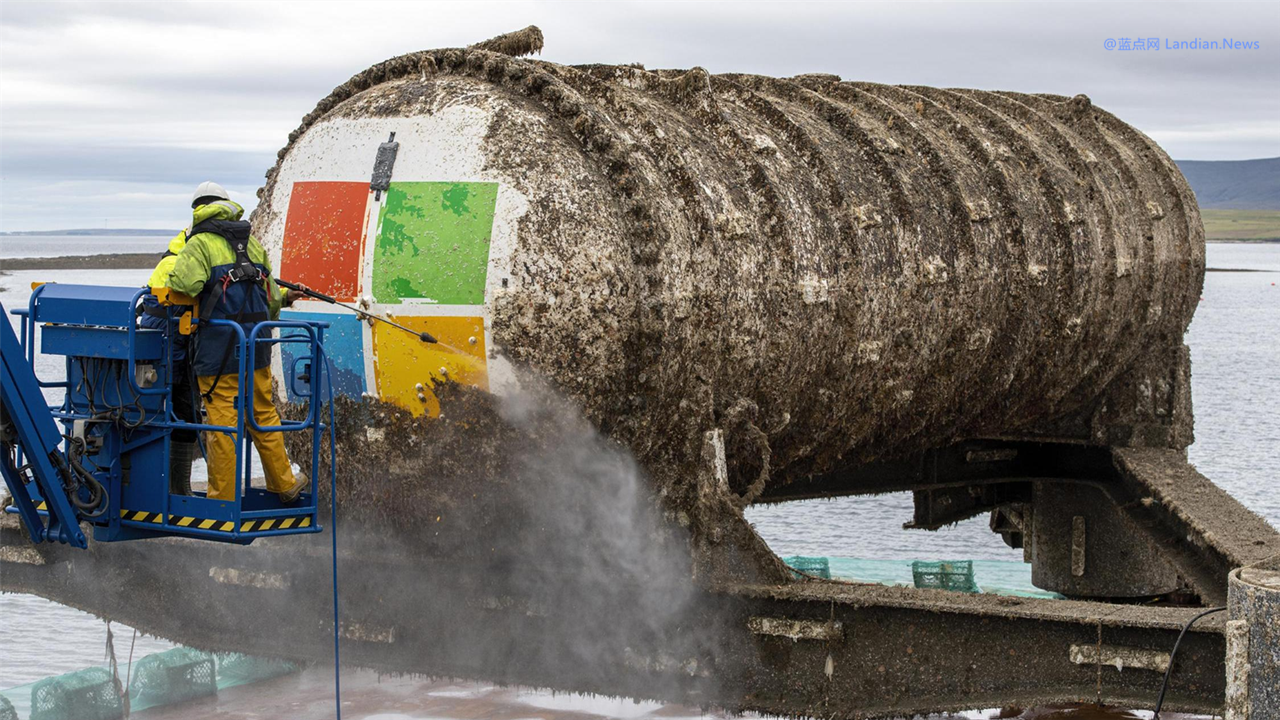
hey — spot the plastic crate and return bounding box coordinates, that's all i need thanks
[783,555,831,579]
[0,693,17,720]
[30,667,122,720]
[128,648,216,708]
[215,652,302,686]
[912,560,981,593]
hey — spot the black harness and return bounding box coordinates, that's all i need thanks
[189,218,271,400]
[189,219,269,324]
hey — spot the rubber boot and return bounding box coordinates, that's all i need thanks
[169,441,195,496]
[279,474,309,504]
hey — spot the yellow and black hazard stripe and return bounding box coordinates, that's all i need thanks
[119,509,165,525]
[121,508,230,531]
[169,514,236,532]
[119,509,312,533]
[237,517,312,532]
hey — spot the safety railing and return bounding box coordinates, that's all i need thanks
[151,314,330,535]
[10,286,332,542]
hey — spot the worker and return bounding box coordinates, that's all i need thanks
[167,181,307,503]
[138,228,199,495]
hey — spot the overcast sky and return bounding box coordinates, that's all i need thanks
[1,0,1277,232]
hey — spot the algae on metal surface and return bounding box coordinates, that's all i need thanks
[467,25,544,57]
[255,28,1203,584]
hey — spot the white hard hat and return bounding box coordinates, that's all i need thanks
[191,181,230,206]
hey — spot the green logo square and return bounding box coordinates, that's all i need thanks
[372,181,499,305]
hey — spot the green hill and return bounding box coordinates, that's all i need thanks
[1200,209,1280,242]
[1175,157,1280,210]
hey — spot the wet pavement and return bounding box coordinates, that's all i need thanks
[131,668,1207,720]
[134,668,743,720]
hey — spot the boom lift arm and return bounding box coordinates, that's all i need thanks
[1,299,93,546]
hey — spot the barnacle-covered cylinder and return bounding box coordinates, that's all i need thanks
[255,44,1203,485]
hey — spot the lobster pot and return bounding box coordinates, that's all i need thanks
[912,560,981,593]
[128,648,216,708]
[255,46,1203,481]
[30,668,121,720]
[215,652,301,686]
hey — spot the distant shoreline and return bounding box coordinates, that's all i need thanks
[0,229,175,237]
[0,251,1275,275]
[1,253,159,271]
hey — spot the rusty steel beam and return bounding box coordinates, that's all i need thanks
[724,584,1226,717]
[756,443,1280,605]
[755,441,1113,503]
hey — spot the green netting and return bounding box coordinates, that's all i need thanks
[820,557,1061,598]
[1,648,302,720]
[215,653,301,688]
[783,555,831,579]
[29,667,121,720]
[127,648,216,708]
[912,560,981,593]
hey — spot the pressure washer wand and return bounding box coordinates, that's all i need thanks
[276,278,437,344]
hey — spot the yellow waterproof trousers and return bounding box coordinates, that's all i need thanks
[198,366,295,501]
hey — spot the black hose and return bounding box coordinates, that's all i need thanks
[67,454,107,518]
[68,456,106,512]
[1153,605,1227,718]
[59,440,110,519]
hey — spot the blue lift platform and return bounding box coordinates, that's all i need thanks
[1,282,334,548]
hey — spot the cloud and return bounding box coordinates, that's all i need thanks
[2,0,1277,230]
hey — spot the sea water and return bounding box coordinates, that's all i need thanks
[0,235,170,260]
